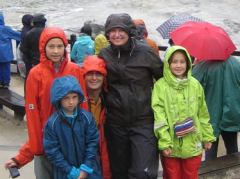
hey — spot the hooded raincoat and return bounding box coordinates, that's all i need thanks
[82,56,111,179]
[43,76,101,179]
[99,13,162,179]
[70,35,95,65]
[20,14,46,75]
[94,34,109,55]
[192,56,240,137]
[99,13,163,126]
[0,13,21,63]
[25,27,87,155]
[133,19,159,55]
[152,46,215,158]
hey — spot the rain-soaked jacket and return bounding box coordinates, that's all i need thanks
[43,76,102,179]
[25,27,87,155]
[82,56,111,179]
[192,56,240,137]
[13,141,33,168]
[152,46,215,158]
[94,34,109,55]
[0,13,21,62]
[70,35,95,65]
[99,13,163,126]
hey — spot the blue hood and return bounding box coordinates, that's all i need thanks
[0,13,5,25]
[50,75,84,108]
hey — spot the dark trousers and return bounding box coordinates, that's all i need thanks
[105,123,159,179]
[0,62,11,85]
[205,131,238,160]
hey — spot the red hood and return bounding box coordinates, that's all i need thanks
[39,27,68,63]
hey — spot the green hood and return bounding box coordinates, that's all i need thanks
[163,45,192,89]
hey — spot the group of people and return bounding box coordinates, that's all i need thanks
[2,11,239,179]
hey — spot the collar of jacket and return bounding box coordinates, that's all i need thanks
[41,57,68,73]
[110,38,135,58]
[59,107,80,127]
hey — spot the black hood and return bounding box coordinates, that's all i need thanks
[105,13,136,38]
[22,14,33,26]
[32,13,46,26]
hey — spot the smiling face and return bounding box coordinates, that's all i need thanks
[60,92,79,115]
[85,71,104,91]
[108,27,129,46]
[45,38,65,63]
[169,51,188,79]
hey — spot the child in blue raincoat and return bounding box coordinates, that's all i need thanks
[43,75,102,179]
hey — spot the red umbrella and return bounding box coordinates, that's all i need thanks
[170,21,237,60]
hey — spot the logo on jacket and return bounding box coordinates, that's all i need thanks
[29,104,34,110]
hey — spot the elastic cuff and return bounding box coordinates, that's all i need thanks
[80,164,93,174]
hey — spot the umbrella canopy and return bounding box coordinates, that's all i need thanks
[170,21,237,61]
[156,13,202,39]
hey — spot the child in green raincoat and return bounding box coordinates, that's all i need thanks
[152,45,215,179]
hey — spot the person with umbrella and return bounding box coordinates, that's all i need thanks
[192,56,240,160]
[152,45,215,179]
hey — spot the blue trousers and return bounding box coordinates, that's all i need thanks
[0,62,11,85]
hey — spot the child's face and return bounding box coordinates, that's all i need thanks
[169,51,188,79]
[85,71,104,91]
[60,92,79,115]
[46,38,65,63]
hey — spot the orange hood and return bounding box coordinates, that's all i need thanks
[39,27,68,62]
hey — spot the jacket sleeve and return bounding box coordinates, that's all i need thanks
[25,71,44,155]
[77,68,89,111]
[20,31,31,59]
[82,114,99,170]
[70,43,78,61]
[43,120,72,174]
[5,27,21,41]
[197,84,216,143]
[151,82,173,150]
[13,141,34,168]
[147,50,163,80]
